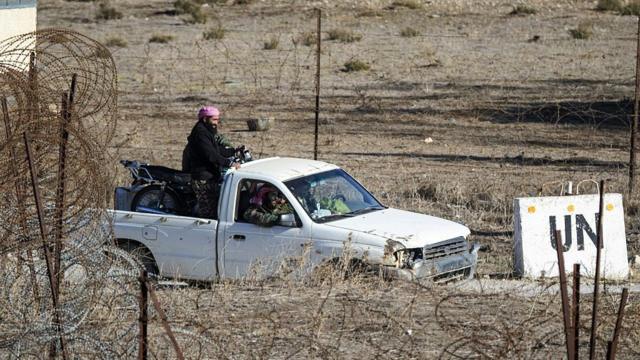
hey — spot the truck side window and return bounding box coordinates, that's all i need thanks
[235,179,255,222]
[235,179,297,227]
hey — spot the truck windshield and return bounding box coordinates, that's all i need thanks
[284,169,385,223]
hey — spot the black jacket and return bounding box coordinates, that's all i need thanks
[184,121,235,181]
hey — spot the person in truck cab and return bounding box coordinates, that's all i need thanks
[287,178,316,214]
[243,186,293,227]
[287,178,350,217]
[183,106,241,219]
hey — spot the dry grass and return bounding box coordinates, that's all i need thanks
[596,0,623,11]
[104,36,127,48]
[343,59,370,72]
[203,26,225,40]
[263,36,279,50]
[390,0,423,10]
[400,26,420,37]
[569,21,593,40]
[174,0,208,23]
[293,31,316,46]
[509,5,537,15]
[356,8,384,17]
[620,2,640,15]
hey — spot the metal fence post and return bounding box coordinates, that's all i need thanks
[573,263,581,359]
[629,17,640,197]
[606,288,629,360]
[24,132,68,360]
[589,180,605,360]
[555,230,574,360]
[138,270,148,360]
[313,8,321,160]
[53,74,77,297]
[148,284,184,359]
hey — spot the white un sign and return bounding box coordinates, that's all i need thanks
[514,194,628,279]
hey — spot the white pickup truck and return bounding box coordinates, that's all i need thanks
[110,157,479,282]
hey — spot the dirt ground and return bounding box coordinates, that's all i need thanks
[30,0,640,357]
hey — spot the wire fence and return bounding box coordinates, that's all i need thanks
[106,10,635,131]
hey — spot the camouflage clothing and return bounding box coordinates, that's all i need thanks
[192,179,219,219]
[214,133,233,148]
[243,202,293,227]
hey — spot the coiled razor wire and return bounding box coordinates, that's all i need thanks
[0,219,143,358]
[0,29,215,359]
[0,29,146,358]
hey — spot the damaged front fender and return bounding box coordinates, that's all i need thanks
[381,237,481,282]
[383,239,406,267]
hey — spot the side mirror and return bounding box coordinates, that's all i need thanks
[279,213,297,227]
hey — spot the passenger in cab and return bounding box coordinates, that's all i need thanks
[243,186,293,227]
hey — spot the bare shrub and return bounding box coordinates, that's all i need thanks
[421,46,441,67]
[596,0,623,11]
[175,0,208,23]
[96,2,123,20]
[293,32,316,47]
[174,0,196,14]
[263,37,279,50]
[509,5,537,15]
[342,59,370,72]
[149,34,175,43]
[104,36,127,48]
[400,27,420,37]
[356,8,384,17]
[390,0,423,10]
[327,28,362,43]
[621,2,640,15]
[569,22,593,40]
[203,26,225,40]
[189,10,208,24]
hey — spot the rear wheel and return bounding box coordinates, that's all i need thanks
[116,240,159,276]
[131,185,182,214]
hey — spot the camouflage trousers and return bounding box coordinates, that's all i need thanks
[192,179,219,219]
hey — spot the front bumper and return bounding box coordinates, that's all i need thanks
[382,243,481,282]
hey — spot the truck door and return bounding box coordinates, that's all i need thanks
[157,217,217,281]
[112,211,217,281]
[221,179,310,279]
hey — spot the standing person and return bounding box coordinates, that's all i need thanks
[184,106,240,219]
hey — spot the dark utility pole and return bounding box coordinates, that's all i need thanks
[628,17,640,197]
[314,8,321,160]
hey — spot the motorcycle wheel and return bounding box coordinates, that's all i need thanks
[131,185,182,214]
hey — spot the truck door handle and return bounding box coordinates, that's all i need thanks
[232,234,246,241]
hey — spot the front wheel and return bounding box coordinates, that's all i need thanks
[131,185,182,214]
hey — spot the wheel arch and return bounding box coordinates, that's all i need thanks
[114,238,160,274]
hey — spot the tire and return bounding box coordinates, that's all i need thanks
[116,240,159,276]
[131,185,182,214]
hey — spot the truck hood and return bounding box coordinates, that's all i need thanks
[324,208,470,248]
